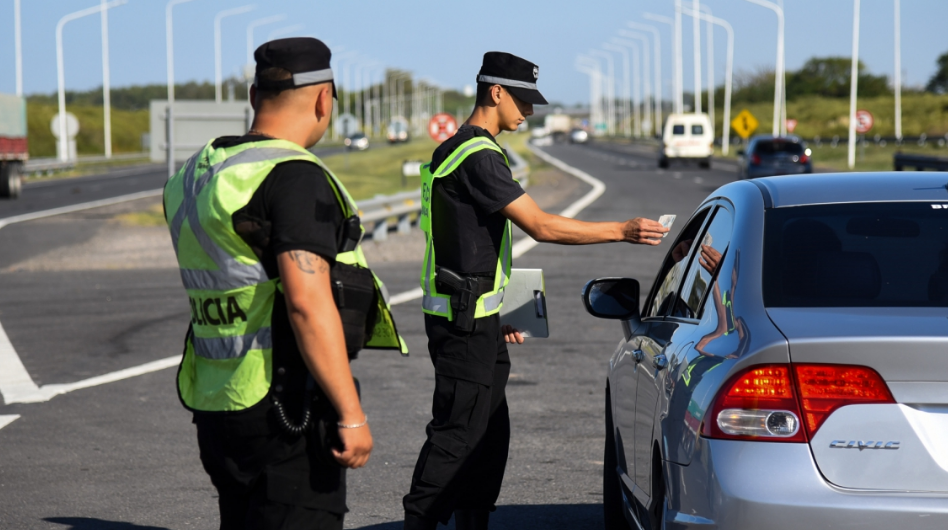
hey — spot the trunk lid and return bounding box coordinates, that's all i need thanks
[768,307,948,492]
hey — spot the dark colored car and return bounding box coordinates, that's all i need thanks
[737,135,812,179]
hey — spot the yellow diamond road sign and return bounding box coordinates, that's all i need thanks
[732,109,759,139]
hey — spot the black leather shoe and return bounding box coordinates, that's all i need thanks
[404,513,438,530]
[454,509,490,530]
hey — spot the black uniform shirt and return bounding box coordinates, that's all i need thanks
[210,134,344,408]
[430,125,525,275]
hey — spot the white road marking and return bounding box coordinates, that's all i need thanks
[388,144,606,306]
[0,189,165,406]
[0,414,20,431]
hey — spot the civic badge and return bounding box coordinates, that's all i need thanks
[533,66,539,79]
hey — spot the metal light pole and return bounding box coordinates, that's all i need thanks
[267,24,304,42]
[577,55,604,134]
[631,20,665,132]
[683,6,734,154]
[214,5,255,103]
[602,44,632,137]
[617,31,652,136]
[691,0,702,113]
[701,4,714,132]
[101,0,112,158]
[894,0,902,142]
[57,0,127,162]
[14,0,23,96]
[746,0,785,136]
[166,0,199,176]
[848,0,861,169]
[644,12,681,114]
[590,50,616,136]
[607,40,644,138]
[245,15,286,95]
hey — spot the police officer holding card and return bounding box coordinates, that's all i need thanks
[164,38,406,530]
[404,52,667,530]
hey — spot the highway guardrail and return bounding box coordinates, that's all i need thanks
[360,143,529,241]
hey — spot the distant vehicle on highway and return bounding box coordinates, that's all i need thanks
[387,117,410,144]
[737,135,812,179]
[0,92,27,199]
[584,172,948,530]
[569,128,589,144]
[344,132,369,151]
[545,113,572,142]
[659,113,714,169]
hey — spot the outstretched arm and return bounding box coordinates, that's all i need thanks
[500,193,667,245]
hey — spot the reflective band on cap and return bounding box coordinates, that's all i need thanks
[192,327,272,360]
[477,75,538,90]
[293,68,334,86]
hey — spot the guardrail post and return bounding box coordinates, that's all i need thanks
[397,214,411,234]
[373,220,389,241]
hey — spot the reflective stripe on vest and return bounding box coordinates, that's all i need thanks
[419,137,513,320]
[166,138,406,412]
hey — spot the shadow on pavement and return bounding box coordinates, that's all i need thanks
[44,518,171,530]
[353,503,603,529]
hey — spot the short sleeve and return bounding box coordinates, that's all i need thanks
[265,161,343,262]
[460,152,525,215]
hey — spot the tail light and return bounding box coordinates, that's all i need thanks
[799,153,809,164]
[750,153,761,165]
[702,363,894,443]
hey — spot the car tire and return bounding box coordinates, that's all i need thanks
[699,157,711,169]
[658,158,669,169]
[639,451,667,530]
[0,161,23,200]
[604,386,631,530]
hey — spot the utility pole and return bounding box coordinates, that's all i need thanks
[894,0,902,142]
[848,0,861,169]
[631,20,665,132]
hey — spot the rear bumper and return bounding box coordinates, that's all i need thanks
[664,439,948,530]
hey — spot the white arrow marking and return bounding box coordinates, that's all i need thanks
[0,414,20,431]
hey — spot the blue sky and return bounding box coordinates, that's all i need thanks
[1,0,945,105]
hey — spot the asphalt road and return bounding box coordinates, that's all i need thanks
[0,140,736,529]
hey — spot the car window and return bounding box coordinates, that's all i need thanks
[644,207,712,318]
[691,124,704,135]
[672,124,685,135]
[754,141,803,155]
[673,207,734,319]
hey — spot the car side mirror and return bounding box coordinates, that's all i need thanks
[582,278,640,320]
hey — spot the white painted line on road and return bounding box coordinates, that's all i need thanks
[0,188,164,229]
[388,144,606,306]
[0,414,20,432]
[0,188,166,406]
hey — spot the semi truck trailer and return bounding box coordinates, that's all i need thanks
[0,93,27,199]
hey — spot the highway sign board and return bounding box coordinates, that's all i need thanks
[855,110,874,134]
[50,112,79,138]
[428,113,458,143]
[785,119,798,134]
[731,109,758,139]
[335,113,360,138]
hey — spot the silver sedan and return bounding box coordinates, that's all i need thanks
[584,172,948,529]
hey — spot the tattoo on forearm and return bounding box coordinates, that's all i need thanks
[289,250,329,274]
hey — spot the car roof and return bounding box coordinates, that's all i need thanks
[754,172,948,208]
[749,135,802,143]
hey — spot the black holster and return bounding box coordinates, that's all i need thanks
[435,266,478,333]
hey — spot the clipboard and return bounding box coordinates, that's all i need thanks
[500,268,549,338]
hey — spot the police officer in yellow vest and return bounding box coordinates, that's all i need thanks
[164,38,406,530]
[403,52,668,530]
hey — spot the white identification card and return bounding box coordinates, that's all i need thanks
[658,214,676,237]
[500,268,549,338]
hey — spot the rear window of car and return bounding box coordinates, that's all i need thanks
[764,202,948,307]
[672,124,685,135]
[754,141,803,155]
[691,125,704,135]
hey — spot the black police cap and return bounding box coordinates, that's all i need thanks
[477,51,548,105]
[254,37,336,97]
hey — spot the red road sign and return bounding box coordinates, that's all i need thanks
[785,119,798,133]
[855,110,874,134]
[428,113,458,143]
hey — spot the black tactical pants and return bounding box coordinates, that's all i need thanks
[195,399,346,530]
[403,313,511,524]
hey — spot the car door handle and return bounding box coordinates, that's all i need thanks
[632,349,644,363]
[653,354,668,370]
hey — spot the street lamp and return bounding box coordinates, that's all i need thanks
[100,0,117,159]
[894,0,902,142]
[267,24,304,42]
[214,5,255,104]
[746,0,785,136]
[848,0,861,169]
[577,55,603,134]
[56,0,127,162]
[245,15,286,94]
[605,41,641,138]
[682,5,735,154]
[627,21,663,134]
[691,0,702,114]
[14,0,23,96]
[166,0,201,176]
[643,12,682,114]
[616,31,652,136]
[590,50,616,136]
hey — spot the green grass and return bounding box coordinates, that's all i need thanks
[319,139,440,200]
[114,203,166,227]
[27,102,149,158]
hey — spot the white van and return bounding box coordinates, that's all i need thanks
[659,113,714,169]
